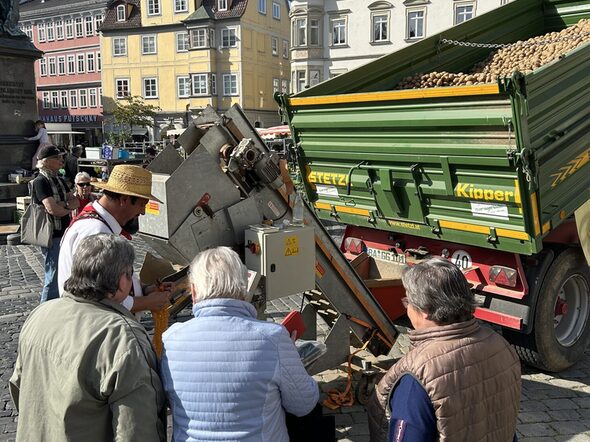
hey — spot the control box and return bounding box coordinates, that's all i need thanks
[245,225,315,300]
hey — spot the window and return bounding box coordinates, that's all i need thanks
[309,18,319,46]
[258,0,266,14]
[37,23,46,42]
[309,69,320,86]
[218,0,227,11]
[211,74,217,95]
[500,0,510,4]
[60,90,68,108]
[65,19,73,38]
[57,56,66,75]
[294,70,306,92]
[39,58,47,76]
[143,77,158,98]
[79,89,88,108]
[48,57,56,76]
[175,0,188,12]
[189,28,205,48]
[191,73,208,95]
[222,73,238,96]
[272,2,280,19]
[67,55,75,74]
[221,28,237,48]
[56,20,64,40]
[116,5,126,21]
[85,16,93,36]
[282,39,289,58]
[281,79,288,93]
[407,10,425,39]
[42,92,50,109]
[142,35,157,54]
[293,18,306,46]
[24,24,33,39]
[95,14,103,33]
[89,88,98,107]
[77,53,85,72]
[87,53,95,72]
[113,37,127,56]
[271,37,278,56]
[177,76,191,97]
[454,4,474,24]
[116,78,130,98]
[177,31,190,51]
[75,17,83,37]
[98,87,102,106]
[97,52,101,71]
[372,14,388,42]
[331,18,347,46]
[148,0,161,15]
[51,91,59,109]
[46,21,55,41]
[69,90,78,108]
[273,78,279,93]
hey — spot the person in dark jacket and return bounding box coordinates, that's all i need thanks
[367,257,521,442]
[30,146,79,303]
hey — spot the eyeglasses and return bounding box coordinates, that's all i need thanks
[76,182,91,187]
[401,297,409,309]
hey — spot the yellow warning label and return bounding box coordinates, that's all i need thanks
[145,201,160,215]
[284,236,299,257]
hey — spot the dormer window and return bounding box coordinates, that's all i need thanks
[116,4,126,21]
[218,0,228,11]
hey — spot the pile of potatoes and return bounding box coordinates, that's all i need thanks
[395,18,590,89]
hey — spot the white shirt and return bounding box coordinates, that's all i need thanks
[58,201,141,311]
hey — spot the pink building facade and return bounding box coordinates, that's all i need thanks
[19,0,108,146]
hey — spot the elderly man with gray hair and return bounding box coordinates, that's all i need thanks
[368,257,521,442]
[10,234,166,441]
[161,246,319,442]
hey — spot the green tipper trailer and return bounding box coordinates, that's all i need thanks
[277,0,590,371]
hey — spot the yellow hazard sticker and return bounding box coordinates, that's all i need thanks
[284,236,299,256]
[145,201,160,215]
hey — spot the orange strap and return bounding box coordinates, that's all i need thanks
[322,329,377,410]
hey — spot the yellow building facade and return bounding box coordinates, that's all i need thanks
[101,0,290,138]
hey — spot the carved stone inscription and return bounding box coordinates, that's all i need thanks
[0,80,35,106]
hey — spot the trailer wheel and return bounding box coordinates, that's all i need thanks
[507,248,590,372]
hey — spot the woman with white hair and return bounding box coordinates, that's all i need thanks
[161,246,319,442]
[71,171,97,216]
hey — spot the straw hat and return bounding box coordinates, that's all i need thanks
[93,165,162,202]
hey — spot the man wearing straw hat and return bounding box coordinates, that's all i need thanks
[58,165,172,314]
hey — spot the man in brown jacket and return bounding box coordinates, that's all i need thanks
[367,257,521,442]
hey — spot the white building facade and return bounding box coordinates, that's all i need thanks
[290,0,512,93]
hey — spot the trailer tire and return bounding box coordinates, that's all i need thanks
[506,248,590,372]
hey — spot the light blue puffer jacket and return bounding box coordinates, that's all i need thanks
[161,298,319,442]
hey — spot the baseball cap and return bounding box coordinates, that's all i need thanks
[37,146,65,160]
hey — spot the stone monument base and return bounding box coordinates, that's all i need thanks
[0,35,42,181]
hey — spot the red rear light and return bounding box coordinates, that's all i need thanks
[344,237,365,255]
[489,265,518,287]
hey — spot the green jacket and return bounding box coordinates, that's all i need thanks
[9,292,166,442]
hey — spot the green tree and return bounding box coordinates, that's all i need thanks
[111,96,160,144]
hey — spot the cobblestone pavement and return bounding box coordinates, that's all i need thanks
[1,239,589,441]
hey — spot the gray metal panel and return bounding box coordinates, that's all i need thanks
[138,234,190,265]
[199,125,236,158]
[189,210,236,251]
[147,144,183,175]
[165,146,241,236]
[139,174,171,238]
[227,198,264,244]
